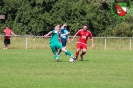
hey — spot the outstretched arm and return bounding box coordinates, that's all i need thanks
[90,38,95,48]
[67,36,70,43]
[11,32,17,36]
[44,31,52,38]
[60,32,70,37]
[61,25,64,29]
[71,34,77,42]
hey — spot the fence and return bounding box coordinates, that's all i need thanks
[0,35,132,50]
[94,37,132,50]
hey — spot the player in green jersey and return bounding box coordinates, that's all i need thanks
[44,25,75,62]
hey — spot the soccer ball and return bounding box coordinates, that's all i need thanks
[69,58,74,62]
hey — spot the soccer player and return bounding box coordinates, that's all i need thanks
[44,25,75,62]
[58,23,70,55]
[3,26,17,49]
[71,24,95,61]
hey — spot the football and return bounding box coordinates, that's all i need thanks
[69,58,74,62]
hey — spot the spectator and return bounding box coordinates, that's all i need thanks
[3,26,16,49]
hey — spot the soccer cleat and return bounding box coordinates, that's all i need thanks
[80,55,84,61]
[56,58,59,62]
[72,57,78,62]
[73,56,78,61]
[81,58,83,61]
[54,55,59,62]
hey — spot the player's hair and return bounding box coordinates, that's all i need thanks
[56,24,60,27]
[83,24,88,27]
[54,25,60,30]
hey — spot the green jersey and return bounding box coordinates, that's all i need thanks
[50,30,59,43]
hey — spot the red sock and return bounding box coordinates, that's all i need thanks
[81,52,86,56]
[75,51,79,60]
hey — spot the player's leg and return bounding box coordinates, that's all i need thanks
[74,43,81,60]
[58,38,66,55]
[61,38,67,48]
[4,39,6,49]
[7,39,11,49]
[57,42,74,58]
[75,48,80,60]
[62,39,67,55]
[57,49,61,56]
[61,47,75,58]
[50,43,59,61]
[80,44,87,61]
[4,44,7,49]
[4,39,9,49]
[80,49,87,61]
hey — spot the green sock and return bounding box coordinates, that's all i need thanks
[65,50,74,58]
[54,54,58,59]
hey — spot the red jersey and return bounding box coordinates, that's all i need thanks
[76,29,93,45]
[4,27,12,39]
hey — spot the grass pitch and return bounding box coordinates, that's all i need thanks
[0,49,133,88]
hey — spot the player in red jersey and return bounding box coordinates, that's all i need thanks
[71,24,95,61]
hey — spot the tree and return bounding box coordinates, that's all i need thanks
[0,0,133,37]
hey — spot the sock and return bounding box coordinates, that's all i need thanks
[65,52,67,55]
[58,49,62,55]
[54,54,58,59]
[80,52,86,56]
[75,51,79,59]
[65,50,74,58]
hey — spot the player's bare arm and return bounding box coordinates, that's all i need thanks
[44,31,52,38]
[67,36,70,43]
[71,34,77,42]
[60,32,70,37]
[91,38,95,48]
[11,32,17,36]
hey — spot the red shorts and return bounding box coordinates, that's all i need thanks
[76,43,87,49]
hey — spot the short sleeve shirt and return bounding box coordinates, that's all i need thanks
[50,30,60,44]
[4,28,12,39]
[60,28,69,39]
[76,29,93,44]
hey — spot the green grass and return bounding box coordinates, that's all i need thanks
[0,49,133,88]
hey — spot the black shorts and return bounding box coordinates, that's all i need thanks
[4,39,11,45]
[61,38,67,47]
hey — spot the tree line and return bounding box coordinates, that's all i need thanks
[0,0,133,37]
